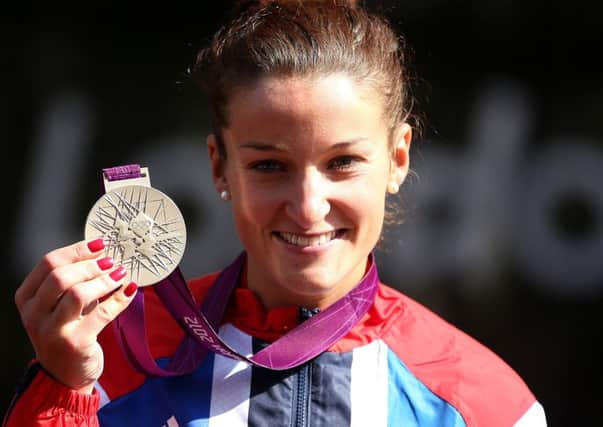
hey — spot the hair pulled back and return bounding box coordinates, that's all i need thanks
[192,0,414,156]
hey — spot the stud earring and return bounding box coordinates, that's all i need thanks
[220,190,231,201]
[387,182,399,194]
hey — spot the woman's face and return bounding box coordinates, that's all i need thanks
[208,74,411,309]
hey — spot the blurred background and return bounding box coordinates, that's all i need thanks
[2,1,602,425]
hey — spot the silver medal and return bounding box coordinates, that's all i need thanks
[84,184,187,286]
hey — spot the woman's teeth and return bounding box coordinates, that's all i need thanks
[279,231,338,247]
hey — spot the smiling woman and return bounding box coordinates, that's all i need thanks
[6,1,546,426]
[208,74,410,309]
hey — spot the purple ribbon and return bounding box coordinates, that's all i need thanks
[105,164,379,376]
[103,165,142,181]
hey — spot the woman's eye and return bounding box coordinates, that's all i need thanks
[329,156,358,170]
[249,159,285,172]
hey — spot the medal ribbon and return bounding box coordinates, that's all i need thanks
[105,165,379,376]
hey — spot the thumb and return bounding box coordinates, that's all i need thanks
[84,282,139,336]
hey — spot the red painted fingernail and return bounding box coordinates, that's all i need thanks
[96,257,114,271]
[109,266,126,281]
[124,282,138,297]
[87,238,105,253]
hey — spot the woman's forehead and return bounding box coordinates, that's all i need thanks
[221,75,391,157]
[227,74,385,124]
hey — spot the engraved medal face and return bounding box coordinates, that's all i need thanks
[85,185,186,286]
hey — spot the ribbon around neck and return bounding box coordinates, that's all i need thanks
[104,164,379,377]
[113,251,379,376]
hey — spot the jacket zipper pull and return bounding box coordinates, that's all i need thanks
[299,307,320,322]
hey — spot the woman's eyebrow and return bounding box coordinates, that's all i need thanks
[239,138,369,152]
[330,139,368,149]
[239,141,289,152]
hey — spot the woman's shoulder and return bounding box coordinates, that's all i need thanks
[375,283,542,426]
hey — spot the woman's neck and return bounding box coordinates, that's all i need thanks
[244,254,370,310]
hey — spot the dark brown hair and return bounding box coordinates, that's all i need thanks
[191,0,415,158]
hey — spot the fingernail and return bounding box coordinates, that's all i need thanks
[97,257,114,271]
[124,282,138,297]
[109,266,127,282]
[87,238,105,253]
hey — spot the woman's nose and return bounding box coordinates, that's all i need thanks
[285,169,331,228]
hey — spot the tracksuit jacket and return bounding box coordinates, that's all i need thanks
[4,269,546,426]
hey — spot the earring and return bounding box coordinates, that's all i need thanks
[387,182,399,194]
[220,190,231,201]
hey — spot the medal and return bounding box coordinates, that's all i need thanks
[84,167,186,287]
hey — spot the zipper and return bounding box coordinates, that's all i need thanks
[291,307,320,427]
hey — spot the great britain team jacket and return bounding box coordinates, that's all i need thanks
[4,269,546,426]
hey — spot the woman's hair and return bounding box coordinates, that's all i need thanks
[191,0,416,158]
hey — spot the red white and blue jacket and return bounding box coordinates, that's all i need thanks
[4,270,546,426]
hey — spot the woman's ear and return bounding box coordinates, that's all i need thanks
[207,134,227,193]
[388,122,412,193]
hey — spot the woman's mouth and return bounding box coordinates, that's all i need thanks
[274,230,345,247]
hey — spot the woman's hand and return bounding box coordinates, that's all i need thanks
[14,239,138,394]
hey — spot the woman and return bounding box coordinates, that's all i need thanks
[6,1,546,426]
